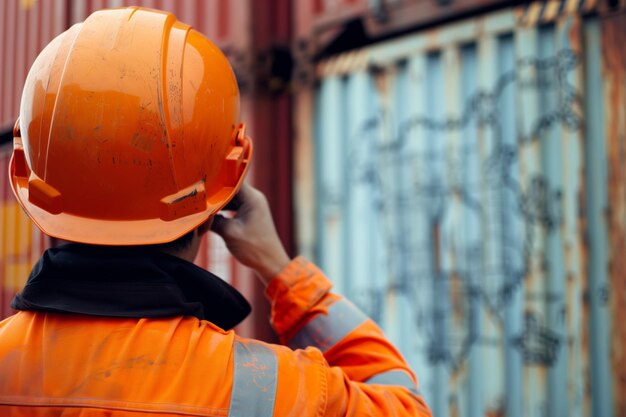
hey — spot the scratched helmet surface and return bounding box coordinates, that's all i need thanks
[10,7,251,245]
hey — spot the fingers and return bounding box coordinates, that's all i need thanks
[210,213,227,234]
[210,213,238,238]
[212,184,258,238]
[233,183,255,211]
[210,183,290,284]
[238,182,266,206]
[222,193,243,211]
[237,182,253,199]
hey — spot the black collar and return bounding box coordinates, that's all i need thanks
[12,243,250,330]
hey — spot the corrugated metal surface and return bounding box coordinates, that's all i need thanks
[0,0,65,131]
[65,0,250,51]
[293,0,517,56]
[599,9,626,416]
[0,0,293,342]
[297,5,624,417]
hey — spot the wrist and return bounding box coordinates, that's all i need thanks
[256,253,291,286]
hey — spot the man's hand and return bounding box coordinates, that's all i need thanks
[211,183,291,286]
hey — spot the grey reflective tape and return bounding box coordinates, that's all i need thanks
[287,299,369,352]
[228,340,278,417]
[365,370,420,396]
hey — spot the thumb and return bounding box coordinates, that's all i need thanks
[211,213,242,241]
[210,214,230,236]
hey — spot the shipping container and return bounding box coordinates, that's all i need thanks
[294,2,626,417]
[0,0,293,341]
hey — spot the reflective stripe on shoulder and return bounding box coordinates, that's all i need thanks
[287,298,369,352]
[229,340,278,417]
[365,369,420,396]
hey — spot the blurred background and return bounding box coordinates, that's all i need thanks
[1,0,625,416]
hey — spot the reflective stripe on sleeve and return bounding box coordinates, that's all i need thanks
[228,340,278,417]
[365,369,420,396]
[287,298,369,352]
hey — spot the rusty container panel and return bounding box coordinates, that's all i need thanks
[293,0,516,58]
[0,0,292,342]
[601,11,626,416]
[296,3,623,416]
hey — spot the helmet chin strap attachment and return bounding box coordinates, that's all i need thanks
[11,118,29,179]
[157,123,251,222]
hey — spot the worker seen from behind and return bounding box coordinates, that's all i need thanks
[0,7,432,417]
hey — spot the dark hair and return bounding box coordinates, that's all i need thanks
[150,229,195,254]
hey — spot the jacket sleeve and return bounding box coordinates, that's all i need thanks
[263,256,432,417]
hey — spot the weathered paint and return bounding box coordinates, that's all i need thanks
[297,5,625,417]
[293,0,517,55]
[600,9,626,417]
[583,17,614,417]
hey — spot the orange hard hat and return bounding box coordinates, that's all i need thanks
[10,7,251,245]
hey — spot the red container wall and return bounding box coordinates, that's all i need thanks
[0,0,66,131]
[0,0,292,342]
[65,0,250,52]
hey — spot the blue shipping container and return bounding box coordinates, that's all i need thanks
[294,5,626,417]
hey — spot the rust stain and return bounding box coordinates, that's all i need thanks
[485,407,505,417]
[432,222,441,275]
[19,0,36,10]
[449,358,466,386]
[576,101,591,417]
[372,67,388,95]
[602,11,626,416]
[449,394,460,417]
[566,14,592,416]
[449,272,464,322]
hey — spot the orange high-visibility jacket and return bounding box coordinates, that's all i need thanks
[0,256,431,417]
